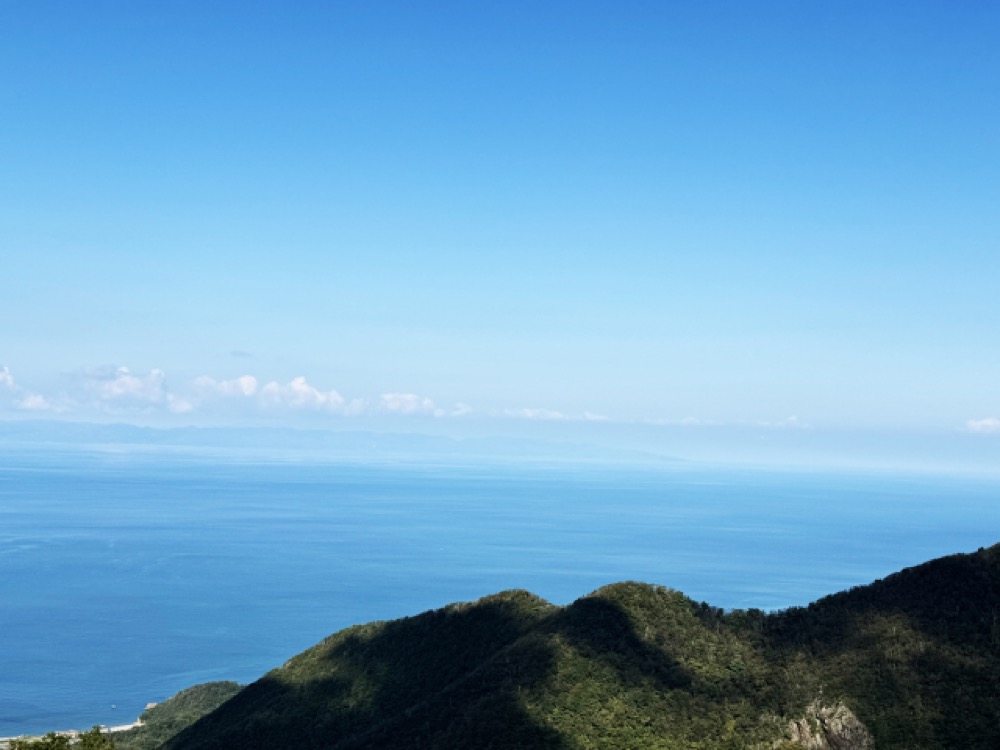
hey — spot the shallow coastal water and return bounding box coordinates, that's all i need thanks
[2,451,998,736]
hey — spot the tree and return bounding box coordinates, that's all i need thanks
[7,728,112,750]
[8,733,71,750]
[77,727,115,750]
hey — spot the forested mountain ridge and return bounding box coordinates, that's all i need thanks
[151,544,1000,749]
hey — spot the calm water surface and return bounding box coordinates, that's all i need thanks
[2,452,998,735]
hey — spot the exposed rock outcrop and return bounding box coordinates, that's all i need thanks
[783,700,873,750]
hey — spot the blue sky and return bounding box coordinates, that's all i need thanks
[2,2,999,457]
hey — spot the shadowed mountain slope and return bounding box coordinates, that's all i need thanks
[115,682,243,750]
[163,545,1000,750]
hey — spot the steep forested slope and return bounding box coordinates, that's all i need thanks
[162,545,1000,749]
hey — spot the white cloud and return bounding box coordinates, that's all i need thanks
[167,396,195,414]
[74,366,193,415]
[966,417,1000,434]
[504,407,567,421]
[431,405,472,418]
[643,417,711,426]
[379,393,436,415]
[16,393,50,411]
[757,415,809,429]
[643,415,811,429]
[90,367,168,404]
[194,374,258,397]
[260,376,345,411]
[1,367,54,412]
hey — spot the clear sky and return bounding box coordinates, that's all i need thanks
[2,2,998,459]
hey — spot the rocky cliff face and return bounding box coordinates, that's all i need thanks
[783,701,873,750]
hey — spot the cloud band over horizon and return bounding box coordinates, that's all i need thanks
[0,364,996,438]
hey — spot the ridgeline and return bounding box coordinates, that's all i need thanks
[94,545,1000,748]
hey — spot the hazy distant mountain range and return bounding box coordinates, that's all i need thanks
[4,417,999,474]
[100,544,1000,750]
[0,419,678,467]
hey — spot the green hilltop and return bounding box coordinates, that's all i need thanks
[122,544,1000,748]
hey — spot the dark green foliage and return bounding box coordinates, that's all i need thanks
[113,683,241,750]
[756,544,1000,749]
[164,590,558,750]
[7,727,112,749]
[76,727,115,750]
[8,734,72,750]
[134,545,1000,748]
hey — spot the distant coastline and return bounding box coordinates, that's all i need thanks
[0,717,143,749]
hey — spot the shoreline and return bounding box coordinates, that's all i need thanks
[0,718,143,748]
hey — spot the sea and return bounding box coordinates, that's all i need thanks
[2,448,999,737]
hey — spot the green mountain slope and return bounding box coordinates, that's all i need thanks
[762,543,1000,748]
[114,682,243,750]
[163,545,1000,750]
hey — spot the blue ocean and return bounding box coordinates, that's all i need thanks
[2,450,998,736]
